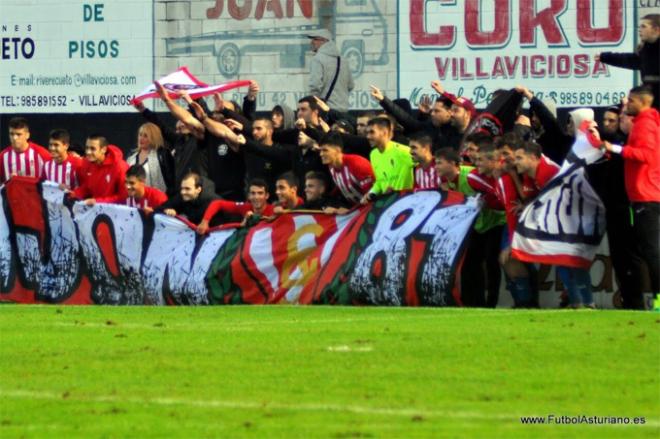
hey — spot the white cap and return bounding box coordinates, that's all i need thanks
[568,108,595,135]
[306,29,332,41]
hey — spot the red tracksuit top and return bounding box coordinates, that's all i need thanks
[74,145,129,202]
[620,107,660,202]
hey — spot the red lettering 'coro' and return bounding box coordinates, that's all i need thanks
[409,0,625,48]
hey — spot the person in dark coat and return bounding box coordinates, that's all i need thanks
[599,14,660,110]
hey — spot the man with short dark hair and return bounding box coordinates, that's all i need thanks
[274,172,304,213]
[370,83,458,151]
[603,85,660,310]
[73,135,128,205]
[409,133,439,190]
[599,14,660,110]
[115,165,168,214]
[197,178,274,234]
[42,129,82,190]
[361,117,414,204]
[1,117,49,183]
[601,106,623,142]
[319,133,374,206]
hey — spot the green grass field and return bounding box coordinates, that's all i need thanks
[0,306,658,438]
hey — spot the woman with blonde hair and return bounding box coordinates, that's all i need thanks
[127,122,175,195]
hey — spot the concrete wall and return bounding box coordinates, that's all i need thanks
[153,0,398,111]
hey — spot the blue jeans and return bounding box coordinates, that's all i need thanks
[556,267,593,306]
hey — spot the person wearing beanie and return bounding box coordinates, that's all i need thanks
[306,29,354,113]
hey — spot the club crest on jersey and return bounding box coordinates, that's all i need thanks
[105,174,111,183]
[217,144,228,156]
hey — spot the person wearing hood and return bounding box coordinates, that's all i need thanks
[271,104,296,131]
[73,134,128,205]
[307,29,354,113]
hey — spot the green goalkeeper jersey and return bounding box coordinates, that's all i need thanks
[369,141,414,195]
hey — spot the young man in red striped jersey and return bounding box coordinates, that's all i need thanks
[42,129,82,190]
[197,178,275,234]
[1,117,50,183]
[409,133,439,190]
[318,133,374,206]
[118,165,168,214]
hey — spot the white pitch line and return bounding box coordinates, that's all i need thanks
[1,389,658,428]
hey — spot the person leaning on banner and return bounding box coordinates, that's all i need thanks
[598,14,660,110]
[601,85,660,311]
[272,172,304,214]
[306,29,354,114]
[108,165,168,214]
[156,172,217,226]
[297,171,346,212]
[196,178,274,234]
[360,117,414,205]
[71,134,128,206]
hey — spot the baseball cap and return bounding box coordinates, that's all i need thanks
[446,93,477,117]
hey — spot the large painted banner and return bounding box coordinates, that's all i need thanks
[398,0,637,108]
[0,0,152,113]
[0,178,479,306]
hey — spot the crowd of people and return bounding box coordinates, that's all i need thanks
[1,15,658,310]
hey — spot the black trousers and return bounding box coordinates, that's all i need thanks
[607,205,645,309]
[632,202,660,297]
[461,225,503,307]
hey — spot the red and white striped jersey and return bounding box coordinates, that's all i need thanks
[0,143,50,183]
[414,160,440,190]
[329,154,374,204]
[42,155,83,189]
[123,186,168,210]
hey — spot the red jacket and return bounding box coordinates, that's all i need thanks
[621,108,660,202]
[203,200,275,222]
[74,145,129,202]
[118,186,168,210]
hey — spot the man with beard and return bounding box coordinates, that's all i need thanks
[409,133,439,189]
[370,84,455,151]
[361,117,414,204]
[602,86,660,311]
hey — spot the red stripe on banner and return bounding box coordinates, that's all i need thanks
[303,208,369,303]
[6,177,46,253]
[94,221,120,278]
[511,249,592,270]
[405,238,429,306]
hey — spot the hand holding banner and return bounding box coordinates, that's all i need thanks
[131,67,251,104]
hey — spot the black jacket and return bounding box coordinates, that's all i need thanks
[601,40,659,110]
[529,97,574,164]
